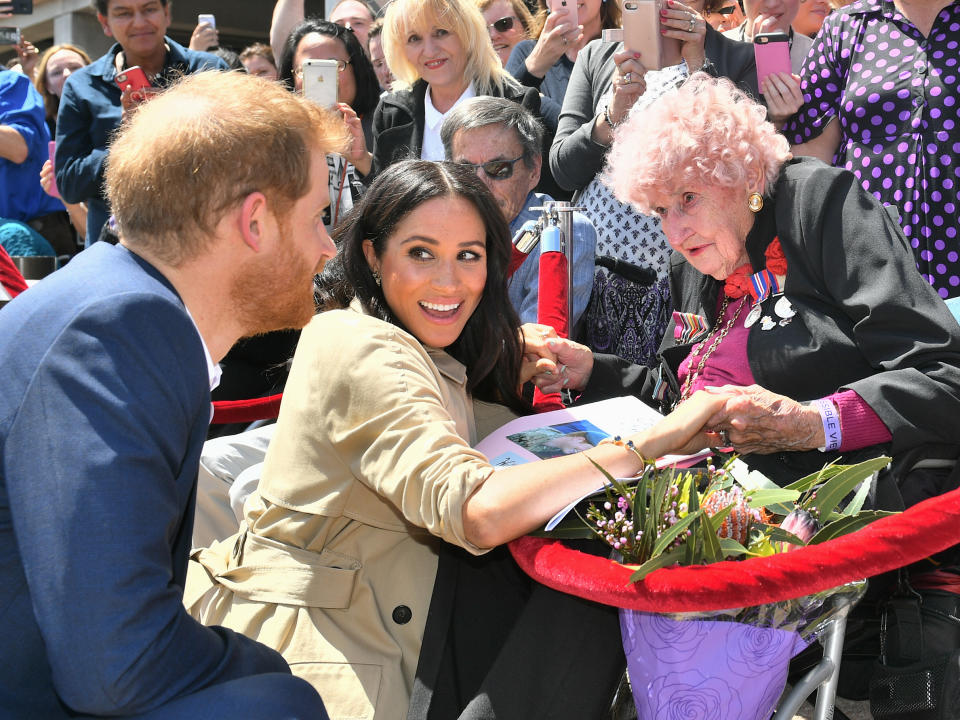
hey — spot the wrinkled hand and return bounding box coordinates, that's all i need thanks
[525,10,582,77]
[629,389,732,458]
[701,384,825,454]
[607,49,648,126]
[762,71,802,127]
[189,22,219,51]
[660,0,706,71]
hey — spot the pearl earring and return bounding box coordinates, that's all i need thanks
[748,192,764,213]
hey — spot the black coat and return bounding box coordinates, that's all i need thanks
[369,78,541,180]
[584,158,960,497]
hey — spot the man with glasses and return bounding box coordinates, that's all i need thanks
[441,96,595,329]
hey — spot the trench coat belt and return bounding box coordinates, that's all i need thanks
[191,528,361,608]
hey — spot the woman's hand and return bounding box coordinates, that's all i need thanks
[524,9,582,78]
[701,384,825,454]
[521,324,595,392]
[17,37,39,79]
[762,71,803,128]
[629,389,731,458]
[39,159,55,197]
[337,102,372,176]
[119,86,160,123]
[607,48,649,125]
[189,21,219,51]
[659,0,707,71]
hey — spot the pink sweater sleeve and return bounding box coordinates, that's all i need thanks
[826,389,892,452]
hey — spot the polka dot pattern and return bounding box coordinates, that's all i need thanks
[785,0,960,298]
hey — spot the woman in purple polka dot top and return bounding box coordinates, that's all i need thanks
[785,0,960,299]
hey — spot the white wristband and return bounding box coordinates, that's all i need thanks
[814,398,841,452]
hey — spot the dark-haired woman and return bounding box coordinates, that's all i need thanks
[279,18,381,230]
[187,160,726,719]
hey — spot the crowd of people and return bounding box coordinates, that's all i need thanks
[1,0,959,717]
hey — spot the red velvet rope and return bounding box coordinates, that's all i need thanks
[210,393,283,425]
[533,251,569,413]
[0,246,28,298]
[509,484,960,612]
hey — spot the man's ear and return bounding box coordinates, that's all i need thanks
[527,152,542,193]
[239,191,269,253]
[97,14,113,38]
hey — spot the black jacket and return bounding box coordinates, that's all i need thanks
[369,78,541,180]
[584,158,960,492]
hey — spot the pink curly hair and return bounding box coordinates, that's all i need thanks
[604,73,791,214]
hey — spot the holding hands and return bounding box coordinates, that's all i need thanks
[520,324,595,392]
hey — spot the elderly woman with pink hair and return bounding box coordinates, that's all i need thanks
[535,73,960,506]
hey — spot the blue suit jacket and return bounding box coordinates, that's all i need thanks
[0,243,289,717]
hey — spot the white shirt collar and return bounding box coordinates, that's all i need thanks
[421,82,476,161]
[183,306,222,391]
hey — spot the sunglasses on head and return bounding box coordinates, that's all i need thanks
[459,154,527,180]
[715,5,737,14]
[487,16,516,32]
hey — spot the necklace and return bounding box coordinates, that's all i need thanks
[677,295,747,403]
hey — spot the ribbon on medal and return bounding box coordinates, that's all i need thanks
[744,268,786,329]
[673,311,709,344]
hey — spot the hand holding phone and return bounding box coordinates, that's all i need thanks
[115,66,151,93]
[754,32,791,93]
[548,0,578,30]
[197,13,215,28]
[44,141,59,199]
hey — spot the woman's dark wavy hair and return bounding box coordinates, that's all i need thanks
[318,160,528,413]
[278,18,380,117]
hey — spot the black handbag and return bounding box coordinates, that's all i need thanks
[869,570,960,719]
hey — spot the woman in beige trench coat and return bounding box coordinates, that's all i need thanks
[185,161,727,720]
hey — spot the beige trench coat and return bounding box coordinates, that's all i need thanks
[185,306,496,720]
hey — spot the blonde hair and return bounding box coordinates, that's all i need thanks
[605,73,791,214]
[382,0,510,95]
[105,71,350,266]
[34,44,92,122]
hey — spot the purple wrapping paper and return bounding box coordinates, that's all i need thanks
[620,610,809,720]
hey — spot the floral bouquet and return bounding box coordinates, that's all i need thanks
[543,453,894,720]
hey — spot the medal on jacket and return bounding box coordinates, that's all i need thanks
[743,268,782,329]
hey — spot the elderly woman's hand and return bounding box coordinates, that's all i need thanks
[524,8,582,78]
[659,0,707,72]
[701,384,825,454]
[762,72,803,128]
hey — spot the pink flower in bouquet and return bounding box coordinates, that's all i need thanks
[779,509,821,552]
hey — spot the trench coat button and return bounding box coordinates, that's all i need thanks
[392,605,413,625]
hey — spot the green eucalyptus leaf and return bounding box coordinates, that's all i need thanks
[700,509,723,563]
[765,525,806,546]
[719,537,749,557]
[628,548,686,583]
[784,463,843,493]
[808,511,897,544]
[747,488,800,509]
[841,473,874,516]
[803,457,892,518]
[651,509,704,557]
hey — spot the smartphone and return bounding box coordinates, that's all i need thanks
[9,0,32,14]
[622,0,663,70]
[197,13,215,28]
[754,32,791,93]
[548,0,578,32]
[301,58,339,107]
[115,66,151,93]
[47,141,59,199]
[0,26,19,45]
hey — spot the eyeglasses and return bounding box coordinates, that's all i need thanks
[458,154,527,180]
[714,5,737,14]
[487,16,517,33]
[293,59,351,78]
